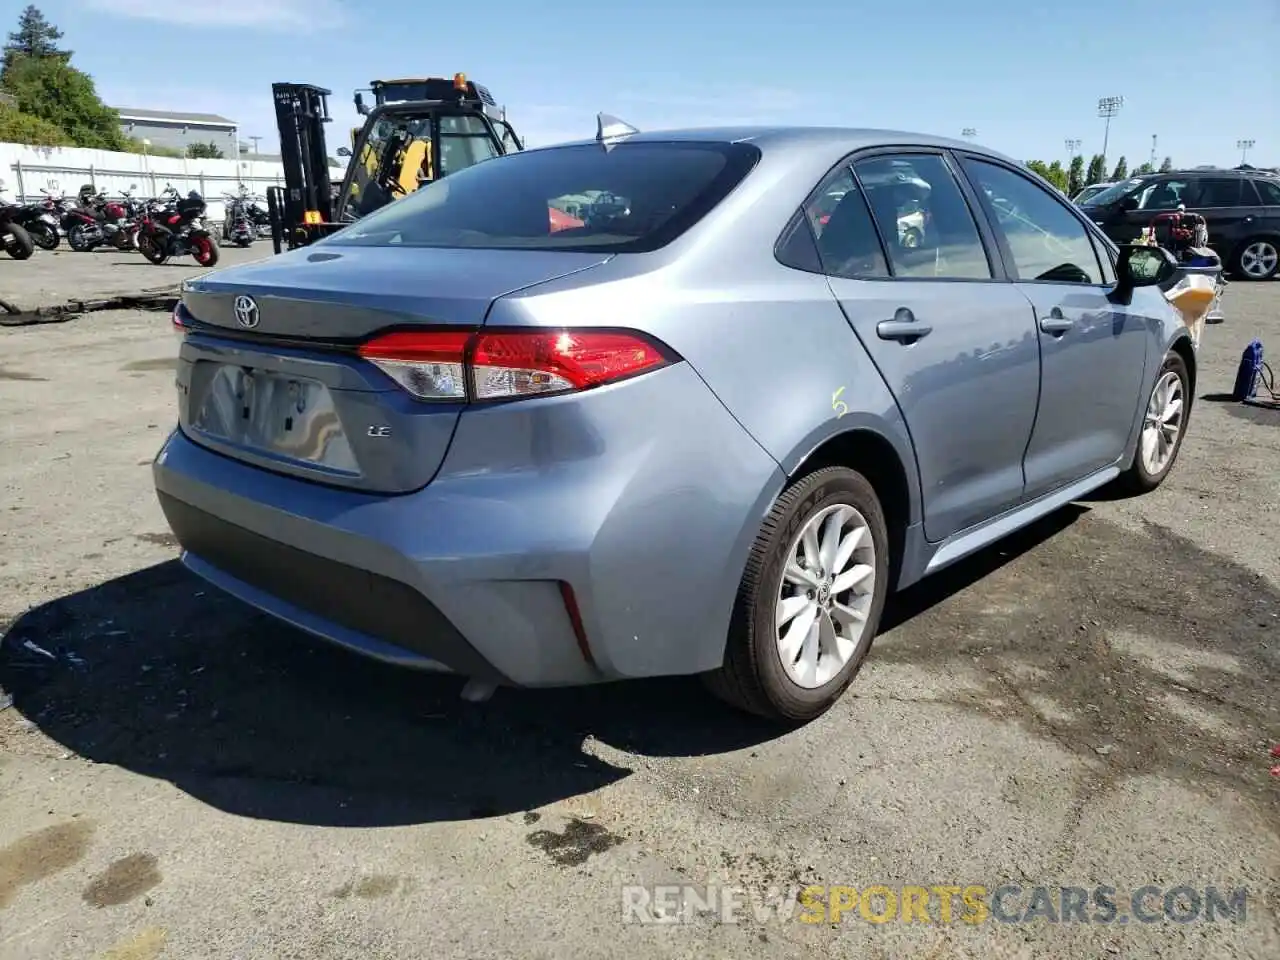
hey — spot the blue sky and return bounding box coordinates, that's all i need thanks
[28,0,1280,169]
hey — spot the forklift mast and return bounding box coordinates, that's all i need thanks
[268,82,337,253]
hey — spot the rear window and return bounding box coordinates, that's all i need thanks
[322,140,760,253]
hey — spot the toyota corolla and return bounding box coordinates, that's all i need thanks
[154,124,1193,722]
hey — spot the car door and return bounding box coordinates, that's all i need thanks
[958,155,1149,499]
[811,152,1041,543]
[1182,176,1255,258]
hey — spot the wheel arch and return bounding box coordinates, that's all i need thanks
[784,425,919,591]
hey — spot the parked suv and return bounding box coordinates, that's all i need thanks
[1079,168,1280,279]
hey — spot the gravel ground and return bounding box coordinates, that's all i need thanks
[0,244,264,315]
[0,283,1277,960]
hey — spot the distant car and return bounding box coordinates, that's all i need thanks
[1080,168,1280,279]
[157,127,1193,722]
[1072,182,1114,205]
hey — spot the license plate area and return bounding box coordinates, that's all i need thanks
[189,363,359,475]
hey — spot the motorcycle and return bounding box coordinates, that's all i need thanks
[221,186,256,247]
[0,180,61,251]
[104,186,145,251]
[137,189,219,267]
[62,184,108,252]
[0,181,35,260]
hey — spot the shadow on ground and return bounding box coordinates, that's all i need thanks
[0,507,1094,829]
[4,504,1276,833]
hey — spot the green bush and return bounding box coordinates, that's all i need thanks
[0,100,70,145]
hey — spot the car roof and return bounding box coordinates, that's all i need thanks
[1149,168,1273,179]
[526,125,1022,167]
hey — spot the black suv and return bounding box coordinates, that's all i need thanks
[1079,168,1280,280]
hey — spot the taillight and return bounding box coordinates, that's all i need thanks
[356,328,675,402]
[172,301,190,335]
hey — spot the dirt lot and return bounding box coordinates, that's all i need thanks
[0,244,264,316]
[0,283,1277,960]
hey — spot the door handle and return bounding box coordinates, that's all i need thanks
[1039,310,1073,335]
[877,308,932,342]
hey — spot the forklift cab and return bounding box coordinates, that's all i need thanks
[339,73,523,222]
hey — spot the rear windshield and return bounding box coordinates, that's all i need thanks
[320,140,760,253]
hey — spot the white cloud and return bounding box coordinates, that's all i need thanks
[80,0,347,30]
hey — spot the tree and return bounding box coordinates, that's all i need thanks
[187,141,225,159]
[1110,156,1128,180]
[1159,156,1173,172]
[1134,162,1155,175]
[1085,153,1106,186]
[0,100,70,146]
[1044,160,1068,193]
[2,5,67,75]
[1,53,126,150]
[1067,154,1085,196]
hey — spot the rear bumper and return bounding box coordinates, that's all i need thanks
[153,362,785,686]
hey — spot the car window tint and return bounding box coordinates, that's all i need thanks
[1255,178,1280,205]
[803,167,890,279]
[962,159,1103,284]
[1189,178,1244,207]
[775,209,824,274]
[853,155,992,279]
[323,141,760,253]
[1134,179,1187,210]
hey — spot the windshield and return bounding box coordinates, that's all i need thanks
[342,112,508,221]
[1073,184,1109,203]
[322,140,761,253]
[1079,178,1144,207]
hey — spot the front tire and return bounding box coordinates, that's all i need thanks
[137,230,169,265]
[3,223,34,260]
[705,466,890,722]
[1119,352,1190,494]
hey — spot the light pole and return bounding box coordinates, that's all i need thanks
[1065,138,1081,164]
[1149,134,1157,170]
[1097,96,1124,172]
[961,127,976,141]
[249,135,262,154]
[1237,139,1255,165]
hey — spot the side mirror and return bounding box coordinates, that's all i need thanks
[336,146,351,158]
[1120,196,1139,212]
[354,93,368,116]
[1112,243,1178,301]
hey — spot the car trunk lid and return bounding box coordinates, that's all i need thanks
[176,245,611,494]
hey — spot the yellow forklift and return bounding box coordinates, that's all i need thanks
[267,74,523,252]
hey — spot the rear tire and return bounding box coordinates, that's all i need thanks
[1118,352,1190,494]
[704,466,890,722]
[67,224,94,252]
[1231,237,1279,280]
[192,234,219,267]
[3,223,34,260]
[27,221,59,251]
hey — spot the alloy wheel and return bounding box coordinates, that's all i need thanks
[1141,370,1184,476]
[775,504,877,689]
[1239,240,1278,279]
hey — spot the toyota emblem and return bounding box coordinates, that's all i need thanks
[233,295,260,329]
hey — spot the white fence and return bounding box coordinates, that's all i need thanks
[0,142,345,220]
